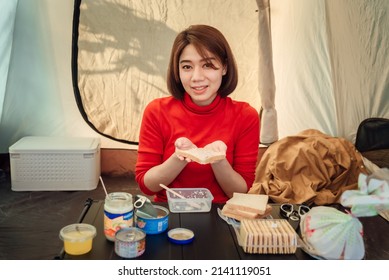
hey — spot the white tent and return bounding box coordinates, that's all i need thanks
[1,0,388,157]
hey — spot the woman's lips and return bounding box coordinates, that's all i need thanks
[191,85,208,94]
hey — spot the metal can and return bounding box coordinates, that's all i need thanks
[135,205,169,234]
[115,228,146,258]
[104,192,134,241]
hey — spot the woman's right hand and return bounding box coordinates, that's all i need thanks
[175,137,197,161]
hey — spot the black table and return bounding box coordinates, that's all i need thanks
[59,199,389,260]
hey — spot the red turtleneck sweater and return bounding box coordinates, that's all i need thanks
[135,93,260,203]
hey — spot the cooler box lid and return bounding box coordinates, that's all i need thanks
[9,136,100,153]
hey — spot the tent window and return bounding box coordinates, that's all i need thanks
[72,0,266,145]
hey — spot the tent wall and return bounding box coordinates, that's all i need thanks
[1,0,388,157]
[0,0,18,131]
[271,0,389,142]
[0,0,129,154]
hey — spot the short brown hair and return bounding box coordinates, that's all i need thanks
[167,25,238,99]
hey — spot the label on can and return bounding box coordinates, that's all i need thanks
[115,228,146,259]
[104,192,134,241]
[135,205,169,235]
[104,210,134,241]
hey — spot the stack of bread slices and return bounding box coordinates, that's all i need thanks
[221,192,272,221]
[240,219,297,254]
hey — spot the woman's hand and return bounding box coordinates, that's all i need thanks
[143,137,195,191]
[205,140,247,196]
[204,140,227,153]
[175,137,197,162]
[203,140,227,164]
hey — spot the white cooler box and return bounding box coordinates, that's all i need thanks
[9,136,101,191]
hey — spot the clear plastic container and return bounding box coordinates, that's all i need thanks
[59,223,96,255]
[166,188,213,213]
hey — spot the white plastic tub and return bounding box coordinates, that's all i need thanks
[9,136,100,191]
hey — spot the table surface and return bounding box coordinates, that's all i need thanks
[60,199,389,260]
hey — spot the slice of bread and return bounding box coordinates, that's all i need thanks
[221,210,250,222]
[222,204,260,219]
[226,193,269,215]
[222,204,272,221]
[176,148,226,164]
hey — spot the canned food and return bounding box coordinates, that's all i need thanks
[104,192,134,241]
[135,205,169,234]
[115,228,146,258]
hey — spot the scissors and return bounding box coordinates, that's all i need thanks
[280,203,310,230]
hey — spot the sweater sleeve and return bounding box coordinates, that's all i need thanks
[135,100,164,195]
[233,105,260,191]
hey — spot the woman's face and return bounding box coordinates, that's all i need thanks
[179,44,226,106]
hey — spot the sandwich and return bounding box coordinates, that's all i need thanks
[222,204,272,221]
[226,192,269,214]
[176,147,226,164]
[221,192,271,221]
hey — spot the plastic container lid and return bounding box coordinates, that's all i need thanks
[59,223,97,242]
[59,223,97,255]
[167,228,194,244]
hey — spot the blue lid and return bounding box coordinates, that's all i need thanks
[167,228,194,244]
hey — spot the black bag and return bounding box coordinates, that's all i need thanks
[355,118,389,152]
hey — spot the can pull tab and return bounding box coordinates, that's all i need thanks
[134,195,147,208]
[134,195,159,218]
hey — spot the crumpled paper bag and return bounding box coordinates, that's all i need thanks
[300,206,364,260]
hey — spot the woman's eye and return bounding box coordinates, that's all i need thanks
[181,65,192,70]
[204,62,219,70]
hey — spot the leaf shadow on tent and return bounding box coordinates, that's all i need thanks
[73,0,177,144]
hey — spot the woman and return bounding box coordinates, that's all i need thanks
[135,25,259,203]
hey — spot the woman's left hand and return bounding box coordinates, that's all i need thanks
[204,140,227,163]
